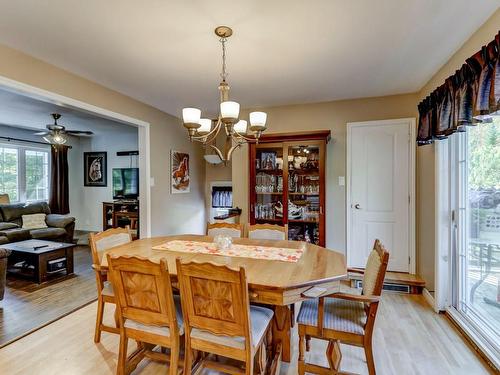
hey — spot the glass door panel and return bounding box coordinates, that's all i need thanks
[253,144,285,224]
[455,117,500,357]
[287,144,321,244]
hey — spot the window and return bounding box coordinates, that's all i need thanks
[0,143,50,203]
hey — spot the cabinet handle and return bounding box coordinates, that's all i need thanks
[320,206,323,215]
[250,203,254,212]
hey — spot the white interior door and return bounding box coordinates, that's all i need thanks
[347,119,414,272]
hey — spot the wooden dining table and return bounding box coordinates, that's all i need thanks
[100,234,347,372]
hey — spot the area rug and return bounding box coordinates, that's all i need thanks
[152,240,304,262]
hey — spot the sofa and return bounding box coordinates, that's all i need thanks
[0,248,10,300]
[0,202,75,244]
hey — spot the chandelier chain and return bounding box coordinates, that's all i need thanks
[220,37,228,82]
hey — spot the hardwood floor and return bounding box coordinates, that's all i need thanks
[0,245,96,347]
[0,293,493,374]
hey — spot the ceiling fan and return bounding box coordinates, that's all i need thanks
[34,113,94,145]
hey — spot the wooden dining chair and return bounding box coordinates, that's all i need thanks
[107,254,184,375]
[207,222,244,238]
[89,227,132,343]
[296,239,389,375]
[247,223,288,241]
[176,259,274,375]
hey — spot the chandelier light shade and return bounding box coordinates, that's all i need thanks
[234,119,248,134]
[182,108,201,125]
[249,111,267,131]
[43,133,67,145]
[198,118,212,134]
[180,26,268,164]
[220,101,240,122]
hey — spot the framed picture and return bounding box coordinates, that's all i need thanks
[84,152,107,187]
[171,150,190,193]
[260,151,276,170]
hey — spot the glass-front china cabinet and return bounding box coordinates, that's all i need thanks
[249,131,330,246]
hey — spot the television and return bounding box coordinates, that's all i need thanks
[112,168,139,199]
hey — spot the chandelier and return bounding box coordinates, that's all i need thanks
[181,26,268,164]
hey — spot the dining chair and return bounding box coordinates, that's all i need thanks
[247,223,288,241]
[107,254,184,375]
[296,239,389,375]
[89,227,132,343]
[207,222,244,238]
[176,259,274,375]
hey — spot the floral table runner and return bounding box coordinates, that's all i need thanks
[152,240,304,263]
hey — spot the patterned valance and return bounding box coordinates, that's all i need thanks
[417,31,500,145]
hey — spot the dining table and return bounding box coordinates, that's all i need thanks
[100,234,347,373]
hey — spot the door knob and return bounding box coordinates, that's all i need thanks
[354,204,361,209]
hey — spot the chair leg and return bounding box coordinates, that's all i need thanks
[245,356,254,375]
[114,303,120,328]
[117,333,128,375]
[298,332,306,375]
[183,337,192,375]
[364,343,376,375]
[169,339,179,375]
[94,298,104,343]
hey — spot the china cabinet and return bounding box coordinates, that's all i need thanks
[249,131,331,246]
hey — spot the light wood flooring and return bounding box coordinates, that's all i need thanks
[0,245,96,347]
[0,292,493,374]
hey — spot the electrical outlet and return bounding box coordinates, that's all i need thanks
[338,176,345,186]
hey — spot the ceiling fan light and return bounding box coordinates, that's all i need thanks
[220,101,240,122]
[198,118,212,134]
[234,119,247,134]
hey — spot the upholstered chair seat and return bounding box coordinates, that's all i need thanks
[190,305,274,350]
[123,295,185,336]
[297,298,366,335]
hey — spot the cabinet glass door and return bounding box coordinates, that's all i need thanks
[253,144,285,224]
[287,143,322,244]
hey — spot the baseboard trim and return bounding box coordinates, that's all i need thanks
[422,288,435,310]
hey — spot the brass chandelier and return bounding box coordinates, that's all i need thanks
[181,26,268,164]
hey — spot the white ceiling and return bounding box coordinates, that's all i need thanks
[0,0,498,117]
[0,88,137,136]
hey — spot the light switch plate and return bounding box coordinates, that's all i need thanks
[150,177,155,187]
[338,176,345,186]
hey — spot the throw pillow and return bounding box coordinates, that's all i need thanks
[22,213,48,230]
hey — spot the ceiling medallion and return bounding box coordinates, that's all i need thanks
[181,26,268,164]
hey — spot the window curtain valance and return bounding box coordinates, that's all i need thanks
[417,31,500,145]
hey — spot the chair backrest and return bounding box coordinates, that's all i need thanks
[207,222,243,238]
[176,259,251,344]
[107,254,179,334]
[362,239,389,296]
[89,227,132,266]
[0,194,9,204]
[247,223,287,241]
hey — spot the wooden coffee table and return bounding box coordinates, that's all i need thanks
[3,239,75,284]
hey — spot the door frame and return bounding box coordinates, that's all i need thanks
[0,75,152,237]
[346,118,416,273]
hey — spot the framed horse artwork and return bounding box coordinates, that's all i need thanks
[171,150,190,193]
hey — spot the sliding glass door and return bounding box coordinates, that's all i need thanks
[451,117,500,360]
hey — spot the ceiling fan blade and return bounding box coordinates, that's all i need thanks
[66,130,94,135]
[33,131,49,136]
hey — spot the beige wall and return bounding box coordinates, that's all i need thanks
[415,9,500,292]
[0,43,206,236]
[233,94,418,251]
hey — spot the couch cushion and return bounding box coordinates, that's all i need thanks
[0,228,31,242]
[22,213,48,230]
[0,202,51,222]
[0,222,19,231]
[30,227,67,240]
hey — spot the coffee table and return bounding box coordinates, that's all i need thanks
[2,239,75,283]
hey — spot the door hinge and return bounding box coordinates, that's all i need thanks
[409,256,411,264]
[408,195,411,204]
